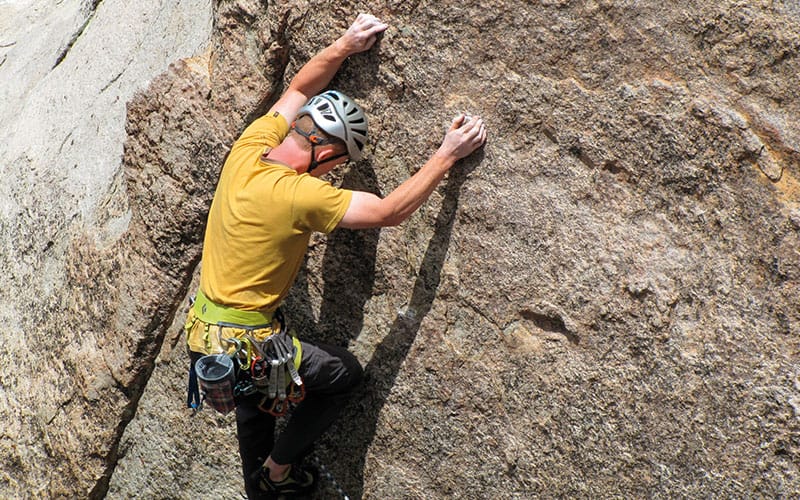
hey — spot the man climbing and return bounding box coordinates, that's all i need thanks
[185,13,487,499]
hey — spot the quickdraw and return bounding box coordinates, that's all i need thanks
[255,382,305,417]
[247,332,305,417]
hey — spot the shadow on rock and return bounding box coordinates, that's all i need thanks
[317,164,382,347]
[319,152,482,499]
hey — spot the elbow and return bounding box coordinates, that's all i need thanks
[379,205,406,227]
[343,193,408,229]
[383,215,403,227]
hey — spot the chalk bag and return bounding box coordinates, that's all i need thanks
[195,353,236,414]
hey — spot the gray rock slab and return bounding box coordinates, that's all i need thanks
[0,0,211,496]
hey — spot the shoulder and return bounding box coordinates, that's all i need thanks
[294,174,350,200]
[234,112,291,151]
[291,175,352,231]
[254,111,290,138]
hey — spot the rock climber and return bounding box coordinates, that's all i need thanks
[184,13,487,499]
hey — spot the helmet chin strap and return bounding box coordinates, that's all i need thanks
[292,120,348,173]
[307,145,349,173]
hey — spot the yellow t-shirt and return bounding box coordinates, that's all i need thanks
[199,111,353,311]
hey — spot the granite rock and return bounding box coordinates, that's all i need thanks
[1,0,798,498]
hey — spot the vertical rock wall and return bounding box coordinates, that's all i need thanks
[0,0,211,496]
[2,0,798,498]
[114,1,800,498]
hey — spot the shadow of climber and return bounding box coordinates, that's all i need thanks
[313,151,483,499]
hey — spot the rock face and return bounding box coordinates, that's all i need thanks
[2,0,799,498]
[0,0,211,496]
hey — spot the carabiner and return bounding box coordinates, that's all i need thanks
[288,382,306,404]
[259,394,289,417]
[251,356,269,388]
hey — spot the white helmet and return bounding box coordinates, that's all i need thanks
[297,90,368,160]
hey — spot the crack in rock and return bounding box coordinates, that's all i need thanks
[53,0,105,70]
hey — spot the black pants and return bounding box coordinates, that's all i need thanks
[191,340,363,499]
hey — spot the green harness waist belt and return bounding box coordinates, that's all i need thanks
[191,289,302,373]
[193,288,274,327]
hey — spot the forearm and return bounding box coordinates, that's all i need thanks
[287,39,349,98]
[339,149,464,229]
[381,152,456,225]
[270,15,386,121]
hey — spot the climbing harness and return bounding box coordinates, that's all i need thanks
[186,291,305,417]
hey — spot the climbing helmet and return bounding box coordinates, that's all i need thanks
[296,90,368,161]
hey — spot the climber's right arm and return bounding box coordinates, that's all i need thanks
[269,14,388,123]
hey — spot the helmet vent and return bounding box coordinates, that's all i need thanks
[298,90,368,160]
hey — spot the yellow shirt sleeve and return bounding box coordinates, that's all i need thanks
[230,111,290,158]
[292,176,353,234]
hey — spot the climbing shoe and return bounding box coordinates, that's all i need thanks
[251,463,318,498]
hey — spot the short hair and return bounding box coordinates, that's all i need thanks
[290,115,347,154]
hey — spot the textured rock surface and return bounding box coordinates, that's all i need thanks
[3,0,800,498]
[0,0,211,496]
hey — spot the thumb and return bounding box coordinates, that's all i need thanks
[450,114,466,132]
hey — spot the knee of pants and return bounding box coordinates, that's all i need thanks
[331,347,364,390]
[346,356,365,388]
